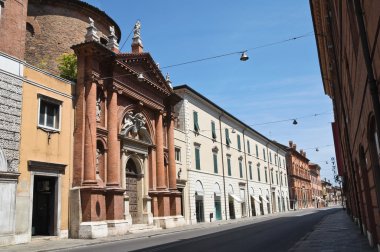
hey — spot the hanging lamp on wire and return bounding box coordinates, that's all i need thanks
[240,51,249,61]
[292,119,298,125]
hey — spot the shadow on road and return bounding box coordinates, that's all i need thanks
[130,208,341,252]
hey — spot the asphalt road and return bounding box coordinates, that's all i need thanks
[71,208,340,252]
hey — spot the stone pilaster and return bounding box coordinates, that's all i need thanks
[167,114,176,190]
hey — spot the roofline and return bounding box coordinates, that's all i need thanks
[173,84,281,147]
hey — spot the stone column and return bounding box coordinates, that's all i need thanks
[83,80,97,185]
[168,114,177,190]
[156,111,166,189]
[107,87,120,187]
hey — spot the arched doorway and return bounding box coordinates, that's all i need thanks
[228,185,236,219]
[249,187,257,217]
[259,196,264,215]
[126,158,139,224]
[214,183,222,220]
[195,180,204,223]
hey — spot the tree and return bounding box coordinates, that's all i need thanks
[57,53,77,81]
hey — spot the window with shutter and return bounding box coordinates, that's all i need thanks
[239,160,243,178]
[225,128,231,146]
[193,111,200,132]
[237,135,241,151]
[213,153,218,173]
[227,157,232,176]
[195,147,200,170]
[211,121,217,139]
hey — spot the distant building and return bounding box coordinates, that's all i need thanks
[280,141,312,210]
[311,0,380,248]
[173,85,290,224]
[309,163,322,208]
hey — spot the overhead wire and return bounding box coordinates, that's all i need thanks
[101,31,314,80]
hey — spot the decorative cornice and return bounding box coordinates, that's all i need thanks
[28,160,67,174]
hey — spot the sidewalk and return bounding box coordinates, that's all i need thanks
[289,208,376,252]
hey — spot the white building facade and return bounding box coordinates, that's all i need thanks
[173,85,290,224]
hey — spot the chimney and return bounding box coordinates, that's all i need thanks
[131,21,143,53]
[293,144,296,150]
[289,140,293,148]
[107,26,119,53]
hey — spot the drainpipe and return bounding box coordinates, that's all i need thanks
[218,113,228,220]
[242,129,250,217]
[354,0,380,205]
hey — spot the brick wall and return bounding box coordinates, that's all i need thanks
[0,0,28,60]
[26,0,121,75]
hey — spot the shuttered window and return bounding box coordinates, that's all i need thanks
[225,128,231,146]
[227,157,232,176]
[239,160,243,178]
[193,111,200,132]
[237,135,241,151]
[249,163,252,180]
[195,147,200,170]
[211,121,217,139]
[213,153,218,174]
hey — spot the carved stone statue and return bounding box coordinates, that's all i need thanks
[110,26,115,36]
[133,21,141,39]
[121,111,152,144]
[96,96,101,122]
[165,73,173,89]
[89,17,95,27]
[85,16,99,42]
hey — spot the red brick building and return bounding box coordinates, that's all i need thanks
[309,163,322,208]
[286,141,313,209]
[311,0,380,248]
[70,20,184,238]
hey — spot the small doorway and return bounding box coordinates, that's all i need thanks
[266,196,271,214]
[229,197,235,219]
[259,196,264,215]
[250,197,257,216]
[195,195,204,222]
[271,192,276,213]
[32,176,57,236]
[214,196,222,220]
[278,196,281,212]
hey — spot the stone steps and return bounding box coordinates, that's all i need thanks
[128,224,162,234]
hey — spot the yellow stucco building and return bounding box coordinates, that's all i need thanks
[15,64,74,243]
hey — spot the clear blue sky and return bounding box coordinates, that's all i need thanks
[84,0,337,184]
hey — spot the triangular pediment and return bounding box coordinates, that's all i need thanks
[116,53,173,96]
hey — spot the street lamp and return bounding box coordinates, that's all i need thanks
[240,51,249,61]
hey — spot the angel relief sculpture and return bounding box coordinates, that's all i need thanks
[121,111,152,144]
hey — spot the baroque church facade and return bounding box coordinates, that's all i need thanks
[70,21,184,238]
